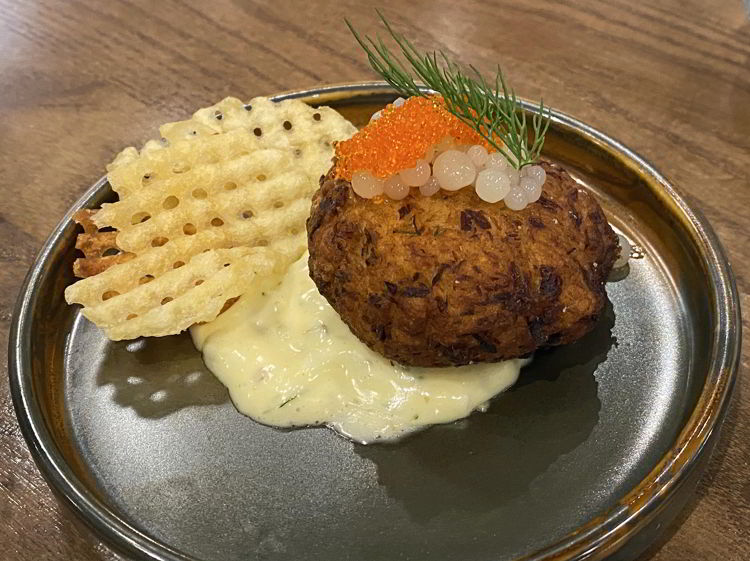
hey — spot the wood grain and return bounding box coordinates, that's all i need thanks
[0,0,748,559]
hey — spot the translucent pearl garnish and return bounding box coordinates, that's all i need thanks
[433,150,476,191]
[370,110,382,122]
[519,176,543,203]
[399,159,430,186]
[504,187,527,211]
[419,176,441,197]
[522,165,546,187]
[475,169,511,203]
[352,170,384,199]
[485,152,511,171]
[384,175,410,200]
[393,97,406,108]
[508,168,520,187]
[614,233,631,269]
[467,145,489,168]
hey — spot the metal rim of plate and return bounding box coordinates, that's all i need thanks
[8,82,741,561]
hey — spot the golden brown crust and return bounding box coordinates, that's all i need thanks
[71,209,134,278]
[307,160,619,367]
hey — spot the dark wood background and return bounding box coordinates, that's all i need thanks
[1,0,748,559]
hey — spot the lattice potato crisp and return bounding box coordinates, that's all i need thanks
[65,96,356,340]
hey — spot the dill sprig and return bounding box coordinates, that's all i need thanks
[346,12,551,169]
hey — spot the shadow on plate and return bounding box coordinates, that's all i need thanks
[356,302,615,522]
[96,333,228,418]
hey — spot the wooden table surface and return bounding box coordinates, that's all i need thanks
[1,0,748,559]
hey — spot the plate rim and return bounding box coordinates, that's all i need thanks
[8,82,742,561]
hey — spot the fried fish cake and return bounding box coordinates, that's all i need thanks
[307,161,619,367]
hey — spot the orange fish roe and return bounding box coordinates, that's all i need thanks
[335,96,494,181]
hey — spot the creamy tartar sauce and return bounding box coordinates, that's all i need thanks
[191,254,527,443]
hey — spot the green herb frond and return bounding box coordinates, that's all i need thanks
[346,12,551,169]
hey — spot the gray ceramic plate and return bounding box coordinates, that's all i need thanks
[9,84,741,561]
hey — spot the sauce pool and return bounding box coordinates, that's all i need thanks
[191,254,528,444]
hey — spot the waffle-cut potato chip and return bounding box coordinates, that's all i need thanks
[66,228,302,308]
[67,247,288,340]
[106,96,356,199]
[95,152,313,255]
[71,210,135,277]
[65,96,356,340]
[65,156,309,339]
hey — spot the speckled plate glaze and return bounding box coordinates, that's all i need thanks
[9,84,740,561]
